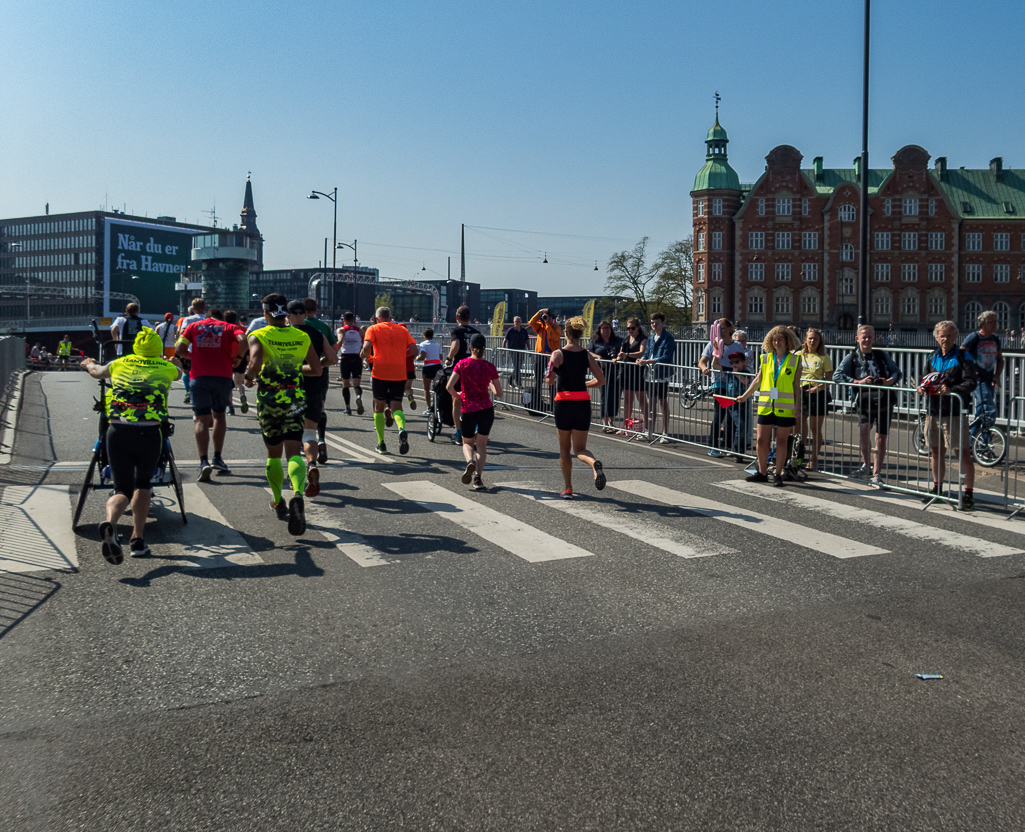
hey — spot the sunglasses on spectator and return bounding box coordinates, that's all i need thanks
[627,326,637,330]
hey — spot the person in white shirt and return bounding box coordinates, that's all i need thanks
[417,328,444,411]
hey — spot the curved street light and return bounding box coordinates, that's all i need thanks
[308,188,337,326]
[336,240,358,317]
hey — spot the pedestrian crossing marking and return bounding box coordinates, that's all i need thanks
[720,479,1023,558]
[0,485,78,573]
[322,434,383,464]
[155,484,263,568]
[612,480,889,559]
[304,501,393,567]
[384,480,593,562]
[498,483,737,559]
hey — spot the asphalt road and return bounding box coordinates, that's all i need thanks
[2,370,1025,831]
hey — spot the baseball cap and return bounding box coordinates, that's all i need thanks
[728,351,747,362]
[286,299,307,315]
[470,333,487,350]
[164,312,174,321]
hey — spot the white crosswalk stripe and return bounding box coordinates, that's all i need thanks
[304,500,392,567]
[0,485,78,573]
[152,484,263,568]
[384,480,593,562]
[498,482,737,559]
[612,480,889,559]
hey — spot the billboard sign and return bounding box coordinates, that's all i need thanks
[103,219,196,318]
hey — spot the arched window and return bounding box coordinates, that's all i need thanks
[838,204,856,222]
[873,289,892,321]
[773,289,793,320]
[963,301,982,332]
[994,302,1010,330]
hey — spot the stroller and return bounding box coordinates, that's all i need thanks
[427,366,456,442]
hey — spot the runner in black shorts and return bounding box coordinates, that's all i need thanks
[336,312,365,416]
[546,316,607,498]
[447,333,501,490]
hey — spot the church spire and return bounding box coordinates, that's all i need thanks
[240,172,260,237]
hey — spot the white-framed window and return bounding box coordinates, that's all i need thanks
[695,292,705,319]
[901,263,918,282]
[927,290,946,318]
[875,232,891,250]
[902,231,918,251]
[929,198,936,216]
[695,263,705,283]
[928,232,945,250]
[873,289,892,318]
[775,231,791,250]
[710,291,723,315]
[928,263,945,283]
[903,198,919,216]
[838,204,856,222]
[802,231,819,250]
[965,233,982,251]
[748,262,765,281]
[697,232,706,251]
[884,198,892,216]
[995,301,1010,330]
[995,263,1010,283]
[711,262,722,281]
[802,263,819,282]
[774,290,793,318]
[748,231,765,249]
[758,198,766,216]
[963,301,982,331]
[712,231,722,250]
[875,263,891,282]
[776,198,792,216]
[839,273,856,296]
[748,290,765,316]
[840,243,855,262]
[800,288,819,317]
[965,264,982,283]
[802,198,809,216]
[994,232,1010,251]
[775,263,792,282]
[695,199,705,217]
[712,198,723,216]
[900,289,919,319]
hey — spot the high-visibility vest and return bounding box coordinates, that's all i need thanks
[757,352,799,416]
[58,341,72,356]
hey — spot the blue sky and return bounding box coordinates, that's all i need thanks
[2,0,1022,296]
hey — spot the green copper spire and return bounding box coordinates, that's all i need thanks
[693,99,740,192]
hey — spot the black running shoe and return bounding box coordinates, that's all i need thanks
[593,460,606,491]
[462,460,475,484]
[317,441,327,464]
[398,430,409,455]
[211,456,230,473]
[129,538,150,558]
[385,408,394,428]
[99,521,123,565]
[408,398,417,411]
[356,397,364,415]
[272,500,289,521]
[473,474,486,491]
[773,473,784,488]
[376,442,387,455]
[239,392,249,414]
[288,495,306,536]
[745,472,769,483]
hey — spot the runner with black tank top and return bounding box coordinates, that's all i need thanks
[447,306,481,443]
[336,312,365,416]
[546,315,607,499]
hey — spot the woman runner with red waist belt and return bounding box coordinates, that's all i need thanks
[546,316,607,498]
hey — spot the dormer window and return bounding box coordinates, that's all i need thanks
[838,204,856,222]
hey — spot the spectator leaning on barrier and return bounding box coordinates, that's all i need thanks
[700,318,745,456]
[798,328,833,472]
[833,324,902,484]
[918,320,978,511]
[637,312,676,442]
[961,310,1002,429]
[711,349,751,460]
[502,316,530,388]
[617,318,648,435]
[589,319,622,433]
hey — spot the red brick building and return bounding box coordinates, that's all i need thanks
[691,117,1025,333]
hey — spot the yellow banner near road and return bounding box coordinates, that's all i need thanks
[582,299,596,338]
[491,302,506,337]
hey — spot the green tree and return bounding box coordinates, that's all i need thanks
[603,236,693,327]
[373,293,394,313]
[651,237,693,327]
[604,237,658,323]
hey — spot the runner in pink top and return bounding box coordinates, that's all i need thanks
[447,333,502,491]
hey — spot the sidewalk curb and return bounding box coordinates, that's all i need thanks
[0,369,30,466]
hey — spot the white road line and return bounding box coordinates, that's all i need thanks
[719,479,1024,559]
[806,478,1025,547]
[323,433,386,463]
[498,482,736,559]
[0,485,78,573]
[155,484,263,568]
[384,480,593,562]
[304,502,392,567]
[612,480,889,559]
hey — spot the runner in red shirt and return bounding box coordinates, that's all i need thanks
[176,308,245,480]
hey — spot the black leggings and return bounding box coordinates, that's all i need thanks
[106,423,163,498]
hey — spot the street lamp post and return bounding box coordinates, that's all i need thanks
[308,188,337,328]
[336,240,357,320]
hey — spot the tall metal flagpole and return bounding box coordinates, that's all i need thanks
[858,0,871,326]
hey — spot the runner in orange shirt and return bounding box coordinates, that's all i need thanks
[360,306,418,455]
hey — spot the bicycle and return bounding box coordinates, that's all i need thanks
[72,321,187,528]
[912,406,1006,468]
[679,378,713,409]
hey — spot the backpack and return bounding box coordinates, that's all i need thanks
[122,315,143,342]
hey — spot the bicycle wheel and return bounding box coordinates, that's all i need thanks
[166,444,188,524]
[426,409,437,442]
[972,425,1006,467]
[912,421,928,456]
[680,389,698,410]
[72,447,100,528]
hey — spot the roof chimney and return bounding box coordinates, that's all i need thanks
[990,157,1004,181]
[935,156,947,181]
[813,156,824,182]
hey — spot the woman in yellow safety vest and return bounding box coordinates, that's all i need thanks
[737,325,802,486]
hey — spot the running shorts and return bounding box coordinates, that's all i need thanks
[339,355,363,380]
[190,376,234,416]
[461,406,495,438]
[554,400,592,432]
[106,423,163,497]
[372,377,406,403]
